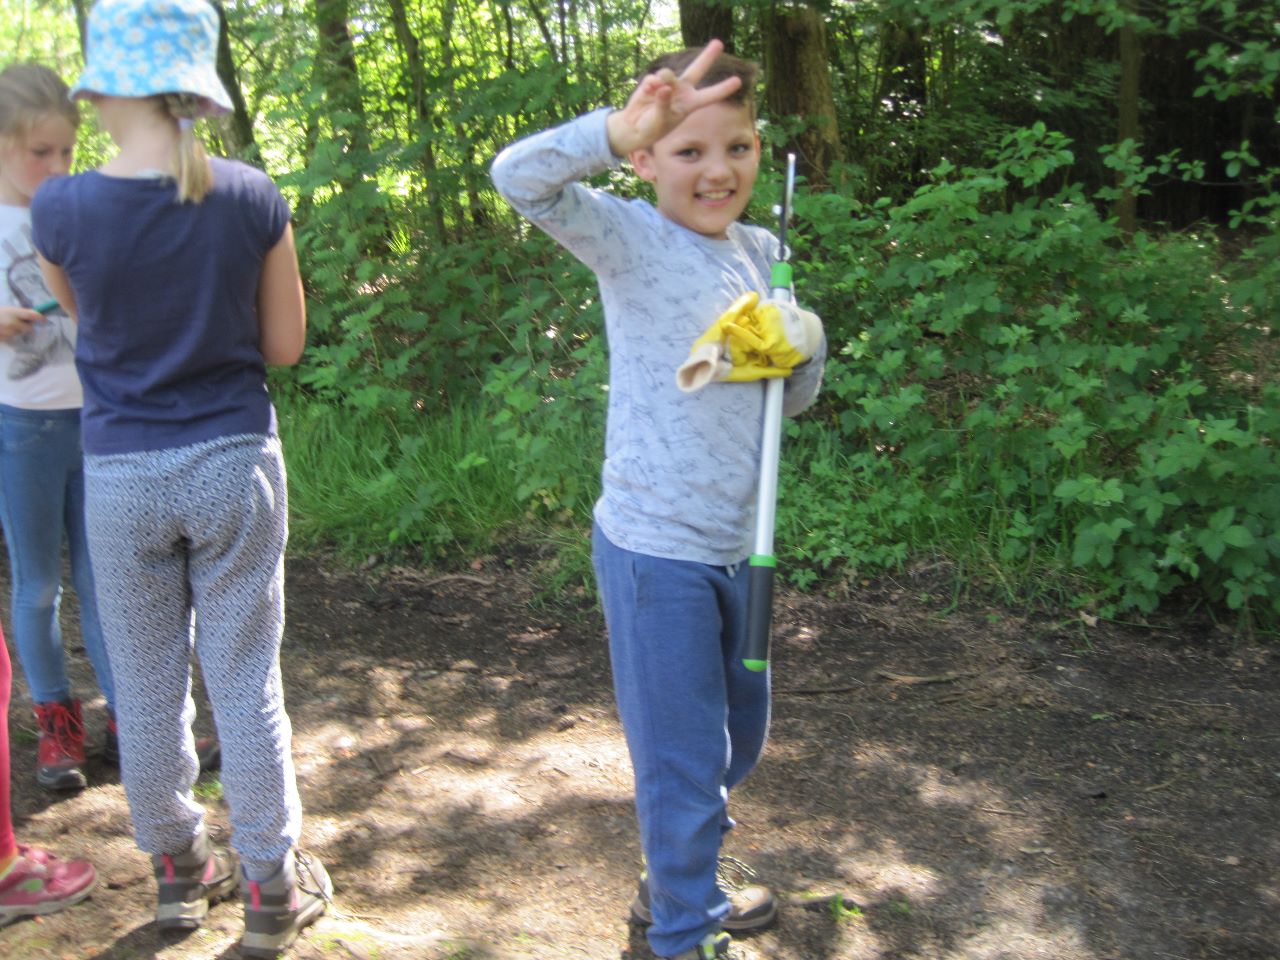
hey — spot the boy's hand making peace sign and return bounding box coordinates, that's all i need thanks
[606,39,743,157]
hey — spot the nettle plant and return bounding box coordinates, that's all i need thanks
[791,123,1279,629]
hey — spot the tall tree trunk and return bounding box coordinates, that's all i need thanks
[310,0,386,255]
[211,2,260,163]
[933,23,956,113]
[527,3,559,62]
[494,0,515,69]
[867,14,929,194]
[595,0,611,101]
[1116,1,1142,237]
[558,0,569,66]
[435,0,486,233]
[386,0,448,240]
[568,0,588,111]
[678,0,734,51]
[70,0,89,55]
[294,114,322,225]
[312,0,370,168]
[762,4,843,187]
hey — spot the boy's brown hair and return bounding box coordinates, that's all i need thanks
[642,48,760,117]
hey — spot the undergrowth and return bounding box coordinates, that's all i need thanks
[278,123,1279,635]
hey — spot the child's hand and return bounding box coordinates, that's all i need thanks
[676,293,824,392]
[724,297,823,370]
[607,39,742,157]
[0,306,45,343]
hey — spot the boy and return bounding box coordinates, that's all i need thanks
[491,40,825,960]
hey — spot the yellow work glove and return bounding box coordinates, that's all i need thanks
[676,292,823,393]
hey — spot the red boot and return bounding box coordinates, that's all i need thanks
[33,700,87,791]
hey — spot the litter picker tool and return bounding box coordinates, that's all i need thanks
[743,152,796,673]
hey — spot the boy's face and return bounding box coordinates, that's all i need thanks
[630,100,760,240]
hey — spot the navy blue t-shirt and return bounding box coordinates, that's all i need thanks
[31,157,290,455]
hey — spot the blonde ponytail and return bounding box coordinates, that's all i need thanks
[161,93,212,203]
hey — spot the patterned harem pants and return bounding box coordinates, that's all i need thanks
[84,433,302,880]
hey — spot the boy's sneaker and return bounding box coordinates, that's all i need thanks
[103,713,222,771]
[631,857,777,931]
[0,846,97,926]
[240,849,332,958]
[152,830,240,930]
[33,700,87,791]
[663,931,733,960]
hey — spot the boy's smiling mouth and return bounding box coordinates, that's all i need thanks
[698,189,733,203]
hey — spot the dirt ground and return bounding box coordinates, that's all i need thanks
[1,550,1277,960]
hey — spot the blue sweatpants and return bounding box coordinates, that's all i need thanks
[84,434,301,880]
[592,523,770,957]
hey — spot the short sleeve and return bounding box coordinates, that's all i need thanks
[29,178,68,266]
[215,158,291,255]
[257,174,291,250]
[237,162,291,252]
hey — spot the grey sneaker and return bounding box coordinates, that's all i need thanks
[152,830,240,930]
[663,931,733,959]
[240,849,332,958]
[631,856,777,931]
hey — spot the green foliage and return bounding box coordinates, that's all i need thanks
[9,1,1276,630]
[830,895,864,923]
[1,0,80,66]
[193,776,223,801]
[277,306,602,566]
[278,397,526,562]
[480,334,606,521]
[777,423,926,591]
[790,121,1280,628]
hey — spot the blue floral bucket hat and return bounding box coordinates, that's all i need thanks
[71,0,232,116]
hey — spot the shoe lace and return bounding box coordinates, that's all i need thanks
[37,702,84,755]
[294,851,332,904]
[715,855,759,894]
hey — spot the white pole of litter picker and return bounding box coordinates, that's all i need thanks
[743,152,796,673]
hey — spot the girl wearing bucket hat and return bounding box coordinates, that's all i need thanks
[29,0,331,955]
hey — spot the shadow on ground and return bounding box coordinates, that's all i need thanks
[2,554,1276,959]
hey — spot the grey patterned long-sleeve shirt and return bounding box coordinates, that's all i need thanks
[491,108,825,566]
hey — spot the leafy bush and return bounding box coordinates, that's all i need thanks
[790,123,1279,629]
[282,112,1278,631]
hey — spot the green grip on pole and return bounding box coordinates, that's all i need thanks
[770,261,793,290]
[743,554,777,673]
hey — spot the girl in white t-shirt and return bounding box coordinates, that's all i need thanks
[0,60,99,927]
[0,63,113,792]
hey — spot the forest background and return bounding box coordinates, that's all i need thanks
[5,0,1278,633]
